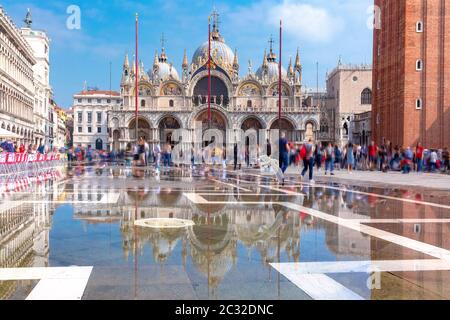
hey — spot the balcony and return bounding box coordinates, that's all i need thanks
[232,105,320,114]
[192,95,229,108]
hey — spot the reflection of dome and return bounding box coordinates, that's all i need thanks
[148,228,185,263]
[235,210,284,246]
[127,189,151,202]
[190,243,235,289]
[190,214,231,249]
[157,189,181,206]
[192,40,235,68]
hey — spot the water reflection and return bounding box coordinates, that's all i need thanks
[1,166,449,299]
[0,169,64,299]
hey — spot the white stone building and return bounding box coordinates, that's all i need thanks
[0,6,35,145]
[20,9,52,147]
[108,11,321,151]
[325,63,372,146]
[72,90,121,150]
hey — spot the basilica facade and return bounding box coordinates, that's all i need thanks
[108,16,321,151]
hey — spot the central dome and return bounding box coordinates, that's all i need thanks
[192,39,234,68]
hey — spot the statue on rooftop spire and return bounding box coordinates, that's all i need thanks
[24,8,32,28]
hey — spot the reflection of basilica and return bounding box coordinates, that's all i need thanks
[73,182,302,293]
[108,10,321,150]
[121,204,301,293]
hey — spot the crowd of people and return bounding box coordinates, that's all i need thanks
[0,140,61,155]
[277,137,450,183]
[65,136,450,184]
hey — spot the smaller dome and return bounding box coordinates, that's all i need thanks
[149,49,180,81]
[155,61,180,81]
[256,61,287,81]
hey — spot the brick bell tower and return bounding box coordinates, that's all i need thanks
[372,0,449,148]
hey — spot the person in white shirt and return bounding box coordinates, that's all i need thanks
[430,150,438,172]
[144,141,150,166]
[153,143,161,170]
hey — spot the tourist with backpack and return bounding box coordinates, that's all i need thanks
[301,139,315,183]
[324,142,334,175]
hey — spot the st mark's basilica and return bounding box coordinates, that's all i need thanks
[108,12,322,151]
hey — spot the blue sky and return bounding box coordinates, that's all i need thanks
[2,0,373,108]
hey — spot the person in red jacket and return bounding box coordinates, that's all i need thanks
[415,142,424,172]
[368,141,378,171]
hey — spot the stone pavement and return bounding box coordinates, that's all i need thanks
[277,167,450,191]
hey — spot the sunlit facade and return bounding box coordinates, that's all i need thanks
[108,12,322,151]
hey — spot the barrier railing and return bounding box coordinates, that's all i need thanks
[0,153,66,177]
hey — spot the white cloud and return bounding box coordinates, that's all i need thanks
[269,1,344,42]
[228,0,344,44]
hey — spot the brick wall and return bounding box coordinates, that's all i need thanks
[373,0,449,148]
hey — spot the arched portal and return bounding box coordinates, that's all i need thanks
[193,76,229,107]
[95,138,103,150]
[129,117,151,141]
[241,117,263,148]
[194,109,227,131]
[194,109,228,147]
[158,116,181,146]
[270,118,295,141]
[241,117,263,132]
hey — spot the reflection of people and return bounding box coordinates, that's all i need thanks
[279,132,290,183]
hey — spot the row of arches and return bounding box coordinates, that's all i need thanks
[0,122,32,138]
[129,77,293,99]
[111,111,317,151]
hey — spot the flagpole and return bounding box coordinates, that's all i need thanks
[278,19,282,131]
[135,13,139,142]
[208,15,212,129]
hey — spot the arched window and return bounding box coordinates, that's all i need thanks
[416,59,423,71]
[140,99,146,107]
[416,98,422,110]
[416,21,423,33]
[247,100,252,108]
[169,100,174,107]
[361,88,372,105]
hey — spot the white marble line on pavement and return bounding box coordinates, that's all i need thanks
[0,266,93,300]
